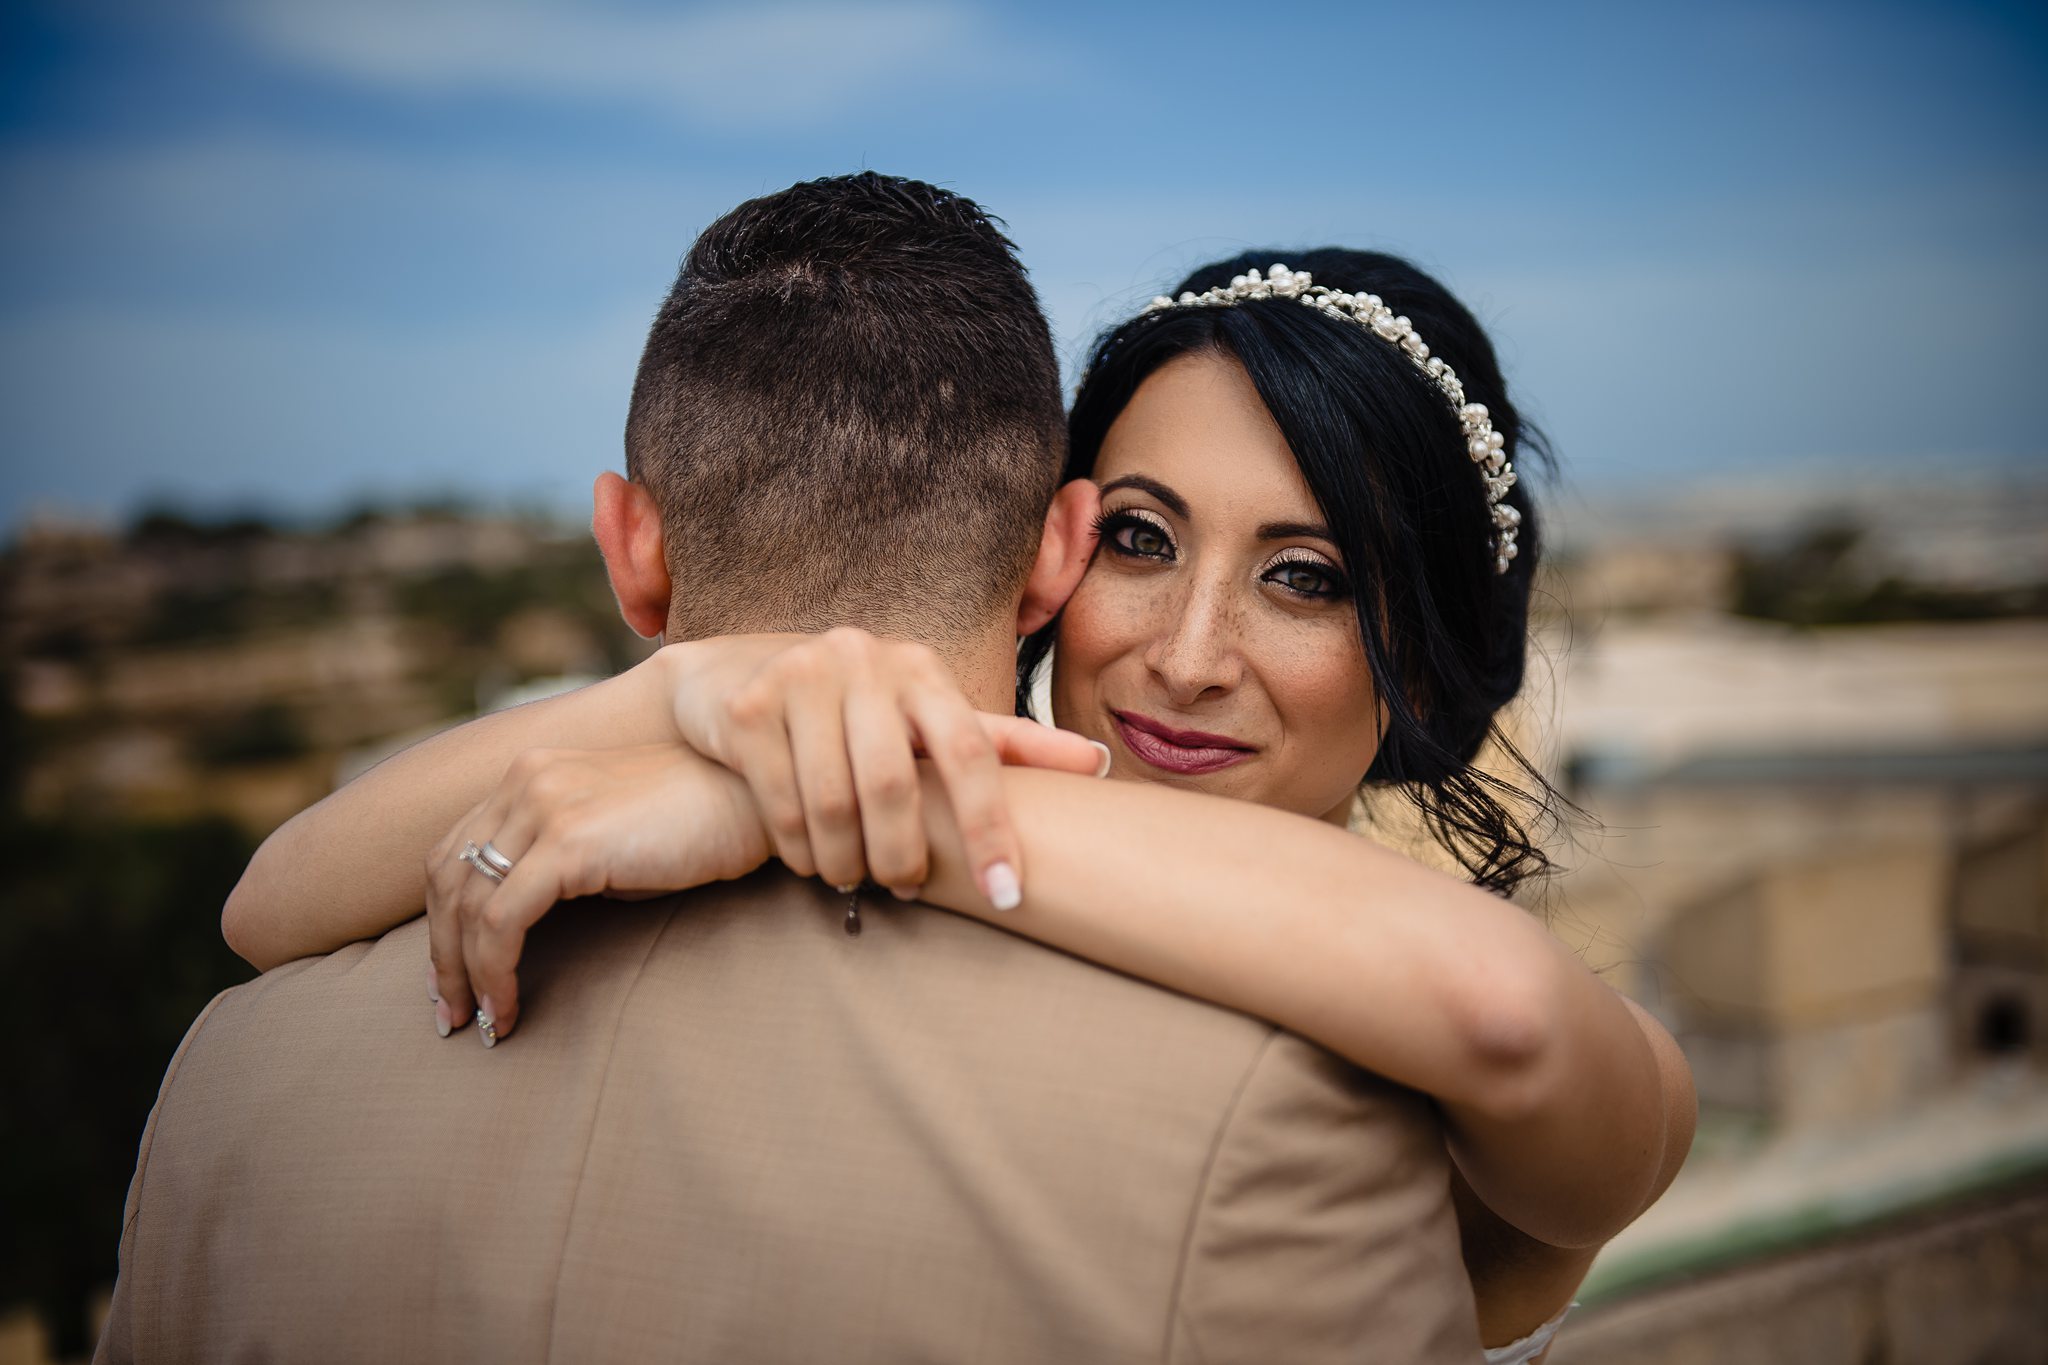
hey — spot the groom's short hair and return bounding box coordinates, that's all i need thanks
[626,173,1067,641]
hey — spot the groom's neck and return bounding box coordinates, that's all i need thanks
[662,620,1019,715]
[924,627,1019,715]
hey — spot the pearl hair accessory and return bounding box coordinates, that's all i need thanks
[1143,263,1520,574]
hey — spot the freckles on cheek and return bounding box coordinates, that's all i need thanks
[1266,629,1380,753]
[1060,574,1159,671]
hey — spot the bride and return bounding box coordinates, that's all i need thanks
[226,247,1694,1363]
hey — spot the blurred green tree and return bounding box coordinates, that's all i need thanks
[0,673,256,1354]
[1732,519,2048,626]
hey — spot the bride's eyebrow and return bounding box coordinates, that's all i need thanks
[1098,474,1188,518]
[1258,519,1337,546]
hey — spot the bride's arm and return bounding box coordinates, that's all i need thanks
[1453,995,1696,1347]
[221,650,689,969]
[906,767,1677,1254]
[455,739,1681,1254]
[224,633,1099,971]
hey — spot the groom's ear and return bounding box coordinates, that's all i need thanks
[1016,478,1101,636]
[591,472,673,640]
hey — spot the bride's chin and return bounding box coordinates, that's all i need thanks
[1132,763,1253,799]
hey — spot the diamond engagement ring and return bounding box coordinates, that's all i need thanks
[458,840,510,884]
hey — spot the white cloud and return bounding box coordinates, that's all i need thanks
[228,0,1063,127]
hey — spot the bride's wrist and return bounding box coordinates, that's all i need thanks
[641,640,703,744]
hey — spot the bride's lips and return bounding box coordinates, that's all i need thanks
[1111,709,1256,776]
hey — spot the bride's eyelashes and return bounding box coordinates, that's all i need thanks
[1094,505,1176,561]
[1260,548,1350,602]
[1094,505,1351,602]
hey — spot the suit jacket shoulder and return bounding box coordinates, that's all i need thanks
[99,871,1480,1365]
[1171,1031,1479,1363]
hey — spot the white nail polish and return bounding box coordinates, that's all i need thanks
[434,1002,452,1038]
[984,861,1021,912]
[1089,740,1113,778]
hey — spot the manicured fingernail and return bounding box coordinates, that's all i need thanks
[890,885,920,901]
[476,1000,499,1050]
[1089,740,1112,778]
[435,1001,452,1038]
[983,861,1021,912]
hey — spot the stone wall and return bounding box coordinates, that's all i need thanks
[1550,1181,2048,1365]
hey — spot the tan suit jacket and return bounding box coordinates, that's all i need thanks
[98,870,1480,1363]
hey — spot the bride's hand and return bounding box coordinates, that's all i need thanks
[423,743,772,1044]
[658,628,1107,909]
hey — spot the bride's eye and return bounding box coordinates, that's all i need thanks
[1263,551,1348,601]
[1095,507,1176,561]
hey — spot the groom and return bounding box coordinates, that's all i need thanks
[98,174,1482,1363]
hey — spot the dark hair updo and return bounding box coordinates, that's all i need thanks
[1018,248,1560,897]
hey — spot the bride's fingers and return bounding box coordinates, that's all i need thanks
[785,686,866,891]
[844,684,926,895]
[425,801,493,1034]
[457,826,556,1048]
[726,692,816,879]
[978,715,1111,776]
[434,768,546,1023]
[473,795,546,883]
[904,684,1021,911]
[426,756,565,1038]
[462,847,568,1047]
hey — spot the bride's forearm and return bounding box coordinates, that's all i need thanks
[913,767,1667,1250]
[222,646,692,969]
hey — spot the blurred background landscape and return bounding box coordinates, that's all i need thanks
[3,1,2045,1361]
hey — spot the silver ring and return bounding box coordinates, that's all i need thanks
[478,841,516,878]
[458,840,507,884]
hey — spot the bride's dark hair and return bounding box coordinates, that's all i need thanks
[1018,248,1562,897]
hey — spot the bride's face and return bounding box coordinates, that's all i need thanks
[1049,349,1385,823]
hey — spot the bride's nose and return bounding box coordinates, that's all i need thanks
[1142,576,1245,706]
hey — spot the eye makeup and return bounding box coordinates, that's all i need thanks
[1260,547,1350,600]
[1093,505,1176,560]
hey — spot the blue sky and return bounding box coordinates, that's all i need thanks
[2,0,2044,528]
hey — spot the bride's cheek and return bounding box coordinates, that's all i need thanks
[1290,649,1383,780]
[1057,576,1155,676]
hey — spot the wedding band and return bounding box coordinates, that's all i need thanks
[478,841,516,878]
[458,840,507,884]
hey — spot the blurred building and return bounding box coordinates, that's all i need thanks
[1554,618,2048,1130]
[8,482,2047,1364]
[1537,483,2048,1364]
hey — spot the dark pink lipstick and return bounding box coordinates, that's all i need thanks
[1111,709,1256,776]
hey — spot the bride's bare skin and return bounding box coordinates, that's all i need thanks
[224,352,1695,1356]
[425,736,1687,1350]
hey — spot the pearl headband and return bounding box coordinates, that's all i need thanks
[1142,263,1520,574]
